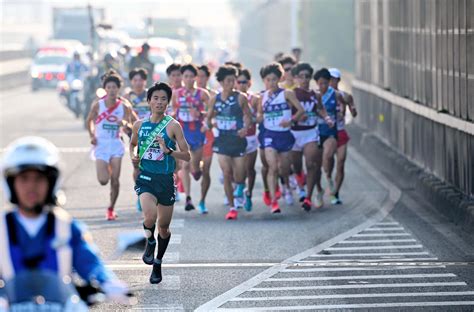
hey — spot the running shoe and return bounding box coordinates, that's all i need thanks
[331,194,343,205]
[314,190,324,209]
[185,196,195,211]
[175,190,181,202]
[223,196,229,206]
[289,175,298,190]
[225,209,238,220]
[198,201,208,214]
[191,170,202,181]
[263,191,271,206]
[298,187,307,202]
[149,259,162,284]
[142,239,156,265]
[275,186,282,200]
[177,178,184,193]
[106,208,117,221]
[284,190,294,206]
[271,200,281,214]
[244,191,253,212]
[233,184,245,198]
[302,198,312,212]
[234,197,244,209]
[327,177,336,195]
[136,199,142,212]
[295,172,306,187]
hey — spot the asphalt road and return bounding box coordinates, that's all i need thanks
[1,88,473,311]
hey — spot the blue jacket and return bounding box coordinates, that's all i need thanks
[0,208,113,284]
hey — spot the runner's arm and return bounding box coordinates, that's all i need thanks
[86,101,99,143]
[201,88,211,114]
[285,90,305,121]
[205,95,217,129]
[170,92,178,118]
[168,122,191,162]
[315,93,329,119]
[256,96,264,123]
[129,120,142,168]
[239,93,252,131]
[347,93,357,117]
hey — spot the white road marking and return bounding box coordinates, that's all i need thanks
[308,251,431,257]
[249,282,468,291]
[170,219,184,228]
[170,234,182,245]
[362,227,405,232]
[375,222,400,226]
[338,239,417,244]
[195,148,402,312]
[265,273,456,282]
[230,291,474,301]
[282,266,445,272]
[352,233,411,237]
[325,244,423,251]
[214,301,474,310]
[107,262,278,270]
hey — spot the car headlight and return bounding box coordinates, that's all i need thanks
[31,70,39,79]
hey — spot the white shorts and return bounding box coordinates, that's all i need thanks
[245,135,258,154]
[94,139,124,162]
[291,128,319,152]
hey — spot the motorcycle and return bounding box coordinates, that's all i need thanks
[0,270,135,311]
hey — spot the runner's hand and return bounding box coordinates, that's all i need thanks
[300,113,307,121]
[131,155,140,168]
[350,106,358,117]
[237,128,247,138]
[156,135,168,153]
[91,137,97,145]
[279,120,291,128]
[190,108,201,119]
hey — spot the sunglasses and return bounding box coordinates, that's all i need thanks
[237,80,249,84]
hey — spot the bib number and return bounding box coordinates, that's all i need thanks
[145,146,165,161]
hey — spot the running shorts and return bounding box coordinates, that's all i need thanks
[263,130,295,153]
[213,133,247,157]
[135,171,176,206]
[183,125,205,151]
[245,135,258,154]
[94,139,124,162]
[291,128,319,152]
[337,129,350,147]
[203,129,215,158]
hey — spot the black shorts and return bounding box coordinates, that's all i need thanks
[134,171,176,206]
[319,134,338,148]
[213,134,247,157]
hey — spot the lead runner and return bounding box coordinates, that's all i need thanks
[130,82,191,284]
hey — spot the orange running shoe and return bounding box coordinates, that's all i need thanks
[225,209,238,220]
[275,186,282,200]
[106,208,117,221]
[263,191,271,206]
[271,200,281,214]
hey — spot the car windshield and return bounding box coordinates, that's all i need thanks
[34,55,71,65]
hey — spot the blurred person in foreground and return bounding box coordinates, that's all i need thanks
[0,136,130,305]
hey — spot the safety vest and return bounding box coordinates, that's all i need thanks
[0,207,73,281]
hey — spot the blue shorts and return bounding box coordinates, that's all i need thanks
[258,128,266,150]
[182,123,205,151]
[262,130,295,153]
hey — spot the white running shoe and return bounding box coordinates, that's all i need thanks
[315,190,324,208]
[289,175,298,190]
[284,190,294,205]
[223,196,229,206]
[327,177,336,195]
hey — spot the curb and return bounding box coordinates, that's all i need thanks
[347,124,474,233]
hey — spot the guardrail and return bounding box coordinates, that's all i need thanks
[0,49,31,91]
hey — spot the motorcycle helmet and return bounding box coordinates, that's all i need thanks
[2,136,60,205]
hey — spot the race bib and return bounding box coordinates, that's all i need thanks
[178,108,195,122]
[298,112,317,126]
[144,146,165,161]
[216,116,237,130]
[264,111,284,128]
[102,123,120,138]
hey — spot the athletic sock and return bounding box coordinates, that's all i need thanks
[143,222,156,242]
[157,234,171,260]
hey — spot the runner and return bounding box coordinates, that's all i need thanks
[328,68,357,204]
[130,82,191,284]
[124,68,149,212]
[86,70,134,220]
[314,68,344,200]
[171,64,210,212]
[278,55,297,91]
[291,63,333,211]
[206,64,252,220]
[257,62,305,213]
[166,63,183,90]
[236,68,259,211]
[197,65,217,214]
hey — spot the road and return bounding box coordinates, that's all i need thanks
[1,88,473,311]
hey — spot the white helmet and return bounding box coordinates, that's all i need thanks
[2,136,60,205]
